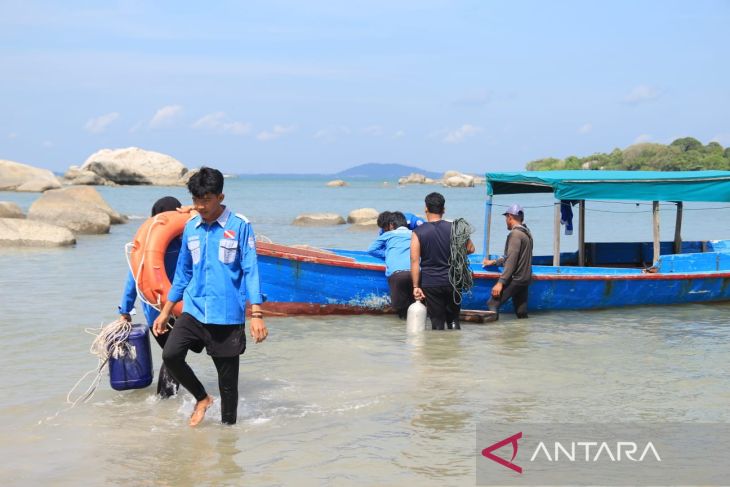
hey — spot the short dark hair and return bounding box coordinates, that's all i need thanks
[425,192,445,215]
[376,211,393,231]
[151,196,182,216]
[187,167,224,198]
[391,211,407,229]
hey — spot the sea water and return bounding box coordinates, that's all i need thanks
[1,177,729,486]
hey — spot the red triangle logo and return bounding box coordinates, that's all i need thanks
[481,431,523,474]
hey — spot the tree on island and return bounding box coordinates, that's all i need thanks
[526,137,730,171]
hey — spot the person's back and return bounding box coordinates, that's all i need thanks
[413,219,452,287]
[369,211,415,318]
[411,192,474,330]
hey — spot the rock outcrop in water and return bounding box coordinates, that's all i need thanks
[28,186,127,234]
[442,170,475,187]
[347,208,379,226]
[0,218,76,247]
[0,201,24,218]
[0,160,62,192]
[79,147,189,186]
[326,179,348,187]
[292,213,346,226]
[63,166,110,186]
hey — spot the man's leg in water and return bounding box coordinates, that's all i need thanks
[162,313,213,425]
[213,356,240,425]
[152,330,179,398]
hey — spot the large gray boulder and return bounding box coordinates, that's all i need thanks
[398,173,427,185]
[442,171,475,188]
[49,186,127,224]
[80,147,188,186]
[347,208,379,224]
[292,213,346,226]
[0,218,76,247]
[27,186,126,234]
[0,201,24,218]
[0,159,62,192]
[63,166,109,186]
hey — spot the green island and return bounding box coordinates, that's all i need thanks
[526,137,730,171]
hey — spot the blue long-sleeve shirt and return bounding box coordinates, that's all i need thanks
[167,207,264,325]
[119,238,181,327]
[367,226,412,277]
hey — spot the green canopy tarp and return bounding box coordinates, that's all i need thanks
[485,170,730,202]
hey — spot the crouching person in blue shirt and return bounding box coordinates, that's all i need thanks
[368,211,415,319]
[153,167,268,427]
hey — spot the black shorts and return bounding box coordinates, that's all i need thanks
[168,312,246,358]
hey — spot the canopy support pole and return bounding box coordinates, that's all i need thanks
[483,195,493,258]
[578,200,585,266]
[553,200,561,267]
[673,201,683,255]
[652,201,660,265]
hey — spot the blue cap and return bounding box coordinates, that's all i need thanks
[502,203,524,216]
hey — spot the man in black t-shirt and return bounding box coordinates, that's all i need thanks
[411,192,475,330]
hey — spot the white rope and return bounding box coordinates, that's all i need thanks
[66,318,136,407]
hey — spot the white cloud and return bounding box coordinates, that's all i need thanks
[623,85,660,105]
[8,132,17,139]
[443,124,482,144]
[192,112,251,135]
[314,126,351,142]
[84,112,119,134]
[149,105,183,128]
[362,125,383,136]
[393,130,405,139]
[257,124,295,141]
[634,134,652,144]
[578,123,592,134]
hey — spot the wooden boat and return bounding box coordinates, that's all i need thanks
[257,171,730,315]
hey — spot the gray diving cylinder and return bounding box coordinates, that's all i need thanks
[406,301,427,334]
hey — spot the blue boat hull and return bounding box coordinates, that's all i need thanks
[256,243,730,315]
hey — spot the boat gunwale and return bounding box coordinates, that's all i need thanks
[257,244,730,281]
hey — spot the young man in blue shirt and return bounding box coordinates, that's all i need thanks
[153,167,268,426]
[368,211,415,319]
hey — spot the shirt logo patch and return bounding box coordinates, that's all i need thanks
[224,230,236,239]
[248,236,255,249]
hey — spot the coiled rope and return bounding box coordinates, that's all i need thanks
[66,318,136,407]
[449,218,475,305]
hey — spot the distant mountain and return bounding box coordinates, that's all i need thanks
[335,163,441,179]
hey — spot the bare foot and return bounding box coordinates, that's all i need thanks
[189,395,214,427]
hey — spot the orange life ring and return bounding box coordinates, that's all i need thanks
[128,211,190,317]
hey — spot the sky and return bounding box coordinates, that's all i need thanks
[1,0,728,174]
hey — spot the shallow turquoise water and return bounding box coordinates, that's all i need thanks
[1,178,729,486]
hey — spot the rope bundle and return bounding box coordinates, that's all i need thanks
[66,318,135,407]
[449,218,475,305]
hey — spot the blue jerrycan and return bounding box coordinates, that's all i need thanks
[108,323,154,391]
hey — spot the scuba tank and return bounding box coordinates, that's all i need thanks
[108,323,153,391]
[406,301,427,334]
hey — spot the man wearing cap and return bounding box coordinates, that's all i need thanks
[482,203,533,319]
